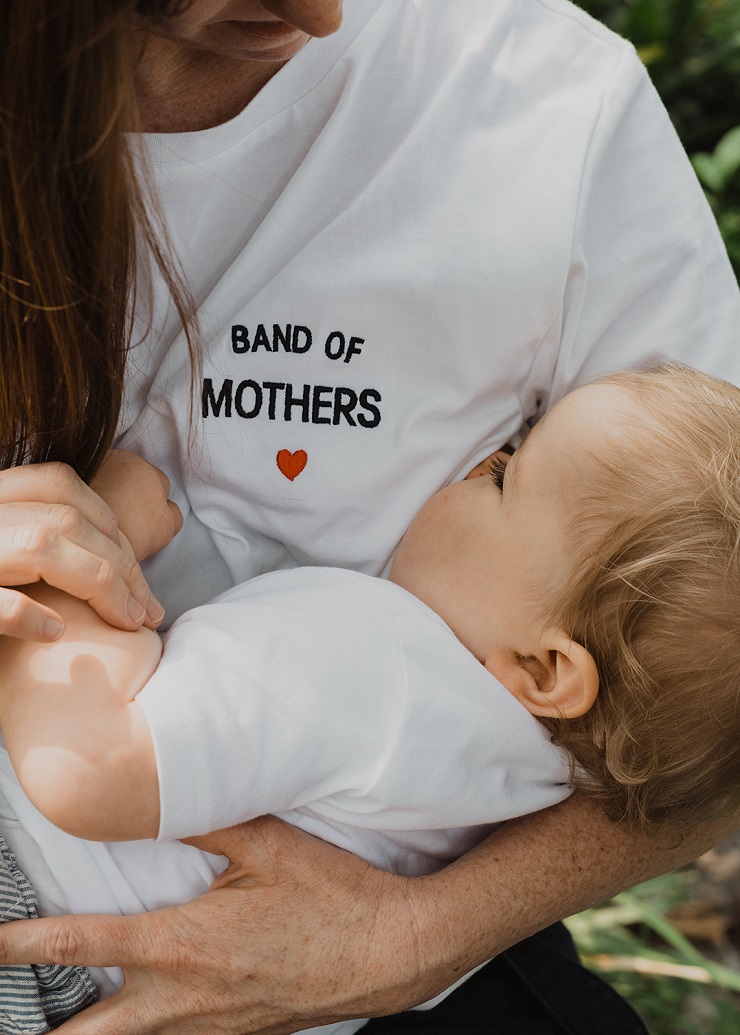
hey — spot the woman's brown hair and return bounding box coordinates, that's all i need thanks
[0,1,194,483]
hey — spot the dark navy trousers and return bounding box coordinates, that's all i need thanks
[365,923,649,1034]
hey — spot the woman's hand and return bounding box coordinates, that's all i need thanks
[0,462,163,640]
[0,798,735,1035]
[0,817,431,1035]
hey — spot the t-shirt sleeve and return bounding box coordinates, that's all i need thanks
[529,46,740,408]
[135,572,572,844]
[134,575,406,840]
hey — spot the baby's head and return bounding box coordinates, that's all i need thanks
[542,363,740,830]
[390,363,740,830]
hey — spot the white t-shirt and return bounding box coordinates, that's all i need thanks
[0,569,570,1035]
[119,0,740,624]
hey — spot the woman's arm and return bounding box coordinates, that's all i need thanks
[0,801,734,1035]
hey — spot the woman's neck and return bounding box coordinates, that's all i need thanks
[133,37,289,133]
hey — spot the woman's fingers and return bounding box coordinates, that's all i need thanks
[0,910,236,1035]
[0,517,158,629]
[0,817,412,1035]
[0,463,121,541]
[0,911,173,1035]
[0,913,143,969]
[40,991,153,1035]
[0,464,163,635]
[0,508,161,631]
[0,586,66,641]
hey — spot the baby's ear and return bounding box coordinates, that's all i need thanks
[485,631,598,719]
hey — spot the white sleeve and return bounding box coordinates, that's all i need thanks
[529,46,740,408]
[134,575,406,840]
[135,571,572,844]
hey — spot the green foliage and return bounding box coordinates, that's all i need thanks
[566,874,740,1034]
[556,11,740,1027]
[578,0,740,277]
[606,974,740,1035]
[692,125,740,269]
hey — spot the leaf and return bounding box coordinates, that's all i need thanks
[713,125,740,184]
[691,152,724,192]
[626,0,669,44]
[638,41,667,64]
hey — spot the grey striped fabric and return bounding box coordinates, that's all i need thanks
[0,832,97,1033]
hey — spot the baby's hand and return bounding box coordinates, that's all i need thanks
[92,452,183,562]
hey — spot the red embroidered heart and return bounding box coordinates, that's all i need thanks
[276,449,308,481]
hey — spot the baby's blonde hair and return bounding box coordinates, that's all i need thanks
[541,363,740,831]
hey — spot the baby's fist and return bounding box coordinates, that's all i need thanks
[92,451,183,561]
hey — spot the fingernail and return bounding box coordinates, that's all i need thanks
[42,617,65,641]
[128,597,146,624]
[146,593,165,626]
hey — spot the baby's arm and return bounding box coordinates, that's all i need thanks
[0,452,181,842]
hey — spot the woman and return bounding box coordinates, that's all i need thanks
[0,2,738,1033]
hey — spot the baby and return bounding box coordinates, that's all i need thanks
[394,361,740,829]
[0,362,738,1034]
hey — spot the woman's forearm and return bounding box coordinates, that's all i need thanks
[0,582,162,840]
[399,793,739,996]
[0,801,733,1035]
